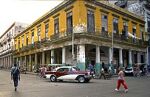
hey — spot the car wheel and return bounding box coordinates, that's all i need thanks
[78,76,85,83]
[50,75,57,82]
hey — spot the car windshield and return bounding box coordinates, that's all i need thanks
[72,67,80,71]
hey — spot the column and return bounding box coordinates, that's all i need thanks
[109,47,112,64]
[51,49,54,64]
[8,56,10,68]
[129,50,132,68]
[24,55,27,71]
[62,47,66,65]
[20,56,22,67]
[29,55,31,71]
[77,44,85,70]
[146,48,148,65]
[95,46,101,75]
[35,53,38,70]
[119,48,123,67]
[137,52,141,63]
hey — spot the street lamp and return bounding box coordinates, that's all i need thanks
[111,31,114,63]
[72,30,75,65]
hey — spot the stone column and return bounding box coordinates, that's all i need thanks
[109,47,112,64]
[42,52,45,65]
[24,55,27,71]
[77,44,85,71]
[20,56,22,67]
[129,50,132,68]
[29,55,32,71]
[137,52,141,63]
[34,53,38,70]
[119,48,123,68]
[146,48,148,65]
[95,46,101,75]
[51,49,54,64]
[62,47,66,65]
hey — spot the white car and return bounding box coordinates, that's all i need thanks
[44,66,92,83]
[124,67,134,76]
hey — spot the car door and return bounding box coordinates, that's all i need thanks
[56,68,68,79]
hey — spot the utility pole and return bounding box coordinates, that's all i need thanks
[72,31,75,65]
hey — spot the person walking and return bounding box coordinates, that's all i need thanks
[99,62,106,79]
[115,67,128,93]
[11,64,20,91]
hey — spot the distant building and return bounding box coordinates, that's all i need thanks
[0,22,27,69]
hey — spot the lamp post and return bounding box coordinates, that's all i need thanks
[111,31,114,63]
[72,30,75,65]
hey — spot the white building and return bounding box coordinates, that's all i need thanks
[0,22,28,69]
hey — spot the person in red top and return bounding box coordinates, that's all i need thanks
[115,67,128,93]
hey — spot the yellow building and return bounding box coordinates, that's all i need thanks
[14,0,148,75]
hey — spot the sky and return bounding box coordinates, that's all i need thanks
[0,0,62,36]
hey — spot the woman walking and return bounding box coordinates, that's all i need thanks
[115,67,128,93]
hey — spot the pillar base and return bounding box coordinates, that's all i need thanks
[95,63,101,76]
[77,62,85,71]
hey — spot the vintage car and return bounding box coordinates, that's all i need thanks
[124,67,134,76]
[44,66,92,83]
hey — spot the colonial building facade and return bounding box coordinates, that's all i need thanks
[112,0,150,66]
[14,0,148,75]
[0,22,27,69]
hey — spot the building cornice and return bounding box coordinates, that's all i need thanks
[88,0,145,24]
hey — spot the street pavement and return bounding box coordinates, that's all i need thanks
[0,70,150,97]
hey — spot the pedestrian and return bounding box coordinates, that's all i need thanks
[99,62,106,79]
[115,67,128,93]
[11,63,20,91]
[88,63,94,76]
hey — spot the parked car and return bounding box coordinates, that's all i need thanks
[44,66,92,83]
[124,67,134,76]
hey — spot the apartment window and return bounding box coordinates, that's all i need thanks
[18,39,20,49]
[101,14,108,32]
[113,18,119,34]
[26,34,28,46]
[22,35,24,47]
[132,25,136,42]
[8,43,10,49]
[140,27,144,40]
[54,18,59,34]
[87,10,95,33]
[31,30,34,44]
[67,12,73,34]
[37,27,41,41]
[15,42,16,50]
[132,26,136,37]
[45,23,49,39]
[123,21,128,37]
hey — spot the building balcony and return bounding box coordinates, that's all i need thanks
[50,33,60,40]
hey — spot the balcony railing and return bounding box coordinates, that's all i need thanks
[50,33,60,40]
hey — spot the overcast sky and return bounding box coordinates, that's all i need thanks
[0,0,62,36]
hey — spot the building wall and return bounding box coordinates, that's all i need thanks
[12,0,147,71]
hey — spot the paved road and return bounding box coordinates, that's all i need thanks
[0,70,150,97]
